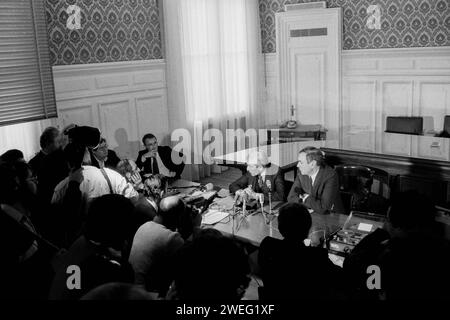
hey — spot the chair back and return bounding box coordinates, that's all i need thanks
[335,165,389,215]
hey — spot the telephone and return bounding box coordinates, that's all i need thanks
[287,120,297,129]
[279,105,298,129]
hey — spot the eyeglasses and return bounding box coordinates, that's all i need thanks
[92,139,107,151]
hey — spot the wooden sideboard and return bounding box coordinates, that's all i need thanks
[266,124,326,143]
[322,147,450,208]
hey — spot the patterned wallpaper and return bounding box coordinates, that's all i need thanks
[259,0,450,52]
[45,0,163,65]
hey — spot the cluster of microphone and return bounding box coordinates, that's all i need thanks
[233,179,273,229]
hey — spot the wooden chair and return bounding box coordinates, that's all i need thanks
[334,165,390,215]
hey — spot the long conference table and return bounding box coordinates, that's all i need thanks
[171,179,348,266]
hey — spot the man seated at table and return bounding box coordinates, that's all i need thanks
[136,133,184,179]
[229,150,285,204]
[287,146,344,214]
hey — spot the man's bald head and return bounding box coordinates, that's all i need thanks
[158,195,185,229]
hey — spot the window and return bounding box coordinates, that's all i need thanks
[0,0,57,127]
[175,0,262,123]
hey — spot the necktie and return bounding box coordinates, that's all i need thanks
[257,175,264,192]
[151,157,159,174]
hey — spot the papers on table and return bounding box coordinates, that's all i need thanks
[202,210,230,225]
[212,196,235,211]
[217,188,230,198]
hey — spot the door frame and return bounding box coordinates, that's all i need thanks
[275,8,342,144]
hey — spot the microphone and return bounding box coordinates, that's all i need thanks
[266,180,272,216]
[258,193,264,213]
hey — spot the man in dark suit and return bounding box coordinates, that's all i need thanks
[29,127,60,175]
[258,202,344,300]
[89,138,121,170]
[136,134,185,179]
[287,146,344,214]
[229,150,285,203]
[29,127,69,205]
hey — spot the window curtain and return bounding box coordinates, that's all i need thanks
[163,0,265,181]
[0,0,57,126]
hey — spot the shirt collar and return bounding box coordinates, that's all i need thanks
[310,167,320,185]
[146,198,158,212]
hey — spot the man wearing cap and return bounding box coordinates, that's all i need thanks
[287,146,344,214]
[229,150,285,204]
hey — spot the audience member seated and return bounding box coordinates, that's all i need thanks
[129,196,185,297]
[258,202,344,300]
[0,149,24,164]
[0,162,54,299]
[29,127,69,205]
[49,195,136,300]
[229,150,285,204]
[89,137,121,170]
[136,133,185,179]
[9,161,42,226]
[344,190,450,300]
[169,228,250,301]
[81,282,155,300]
[287,147,344,214]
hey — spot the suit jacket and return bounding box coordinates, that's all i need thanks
[287,165,344,214]
[258,236,344,300]
[229,164,285,202]
[28,150,46,176]
[136,146,185,178]
[35,149,69,205]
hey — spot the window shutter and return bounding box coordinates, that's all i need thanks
[0,0,57,126]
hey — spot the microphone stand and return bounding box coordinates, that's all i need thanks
[236,198,248,232]
[268,191,272,217]
[232,203,236,238]
[266,181,273,225]
[260,194,268,225]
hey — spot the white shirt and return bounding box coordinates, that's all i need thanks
[302,167,320,202]
[310,167,320,186]
[154,152,171,177]
[146,198,158,212]
[52,165,138,205]
[260,169,266,182]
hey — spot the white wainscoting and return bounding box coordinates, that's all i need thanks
[53,60,169,160]
[264,46,450,160]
